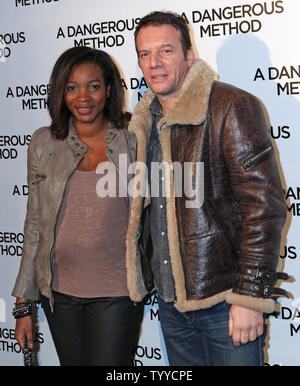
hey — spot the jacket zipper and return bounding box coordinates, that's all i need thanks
[31,174,46,185]
[241,144,273,171]
[171,129,186,303]
[48,155,84,310]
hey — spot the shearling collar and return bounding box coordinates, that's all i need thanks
[128,58,215,138]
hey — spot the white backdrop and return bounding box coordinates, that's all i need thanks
[0,0,299,366]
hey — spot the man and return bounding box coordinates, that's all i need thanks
[126,11,288,366]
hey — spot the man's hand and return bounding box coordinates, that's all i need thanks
[229,305,264,346]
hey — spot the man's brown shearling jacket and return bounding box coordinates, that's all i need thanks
[125,59,288,314]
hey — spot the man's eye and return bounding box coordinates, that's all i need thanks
[139,52,149,59]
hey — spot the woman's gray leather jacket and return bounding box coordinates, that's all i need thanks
[12,122,136,307]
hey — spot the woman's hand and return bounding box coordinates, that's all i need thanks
[14,299,34,350]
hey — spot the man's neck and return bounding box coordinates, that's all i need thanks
[157,94,178,116]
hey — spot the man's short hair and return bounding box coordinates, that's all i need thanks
[134,11,192,58]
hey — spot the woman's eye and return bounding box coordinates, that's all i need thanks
[66,85,77,91]
[90,84,101,90]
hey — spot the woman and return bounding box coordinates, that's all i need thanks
[12,47,143,366]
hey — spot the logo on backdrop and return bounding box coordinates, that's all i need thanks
[268,242,299,342]
[133,295,164,365]
[12,185,28,196]
[270,298,300,338]
[134,345,162,366]
[284,186,300,217]
[0,299,6,323]
[0,327,44,354]
[15,0,59,6]
[56,18,140,49]
[0,32,25,60]
[0,37,8,62]
[143,294,160,322]
[182,1,284,37]
[0,232,24,257]
[6,84,50,110]
[269,125,291,140]
[122,76,148,103]
[281,245,297,260]
[254,65,300,96]
[0,134,31,160]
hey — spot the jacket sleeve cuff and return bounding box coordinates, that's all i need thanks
[225,290,275,313]
[233,263,290,299]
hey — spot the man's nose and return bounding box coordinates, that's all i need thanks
[149,52,162,68]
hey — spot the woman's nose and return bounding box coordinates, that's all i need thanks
[77,87,90,100]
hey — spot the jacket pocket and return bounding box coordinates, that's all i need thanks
[240,140,273,171]
[214,199,241,258]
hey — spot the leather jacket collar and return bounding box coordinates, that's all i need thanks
[65,119,124,157]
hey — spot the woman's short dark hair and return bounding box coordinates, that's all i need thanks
[134,11,192,58]
[47,46,130,139]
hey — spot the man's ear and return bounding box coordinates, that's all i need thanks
[186,47,195,68]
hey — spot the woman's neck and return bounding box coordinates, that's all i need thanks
[73,118,108,142]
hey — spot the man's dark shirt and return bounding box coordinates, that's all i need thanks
[147,96,176,302]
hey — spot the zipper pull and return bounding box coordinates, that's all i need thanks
[31,174,46,185]
[241,144,273,171]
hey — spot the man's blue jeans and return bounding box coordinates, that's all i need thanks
[158,298,265,366]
